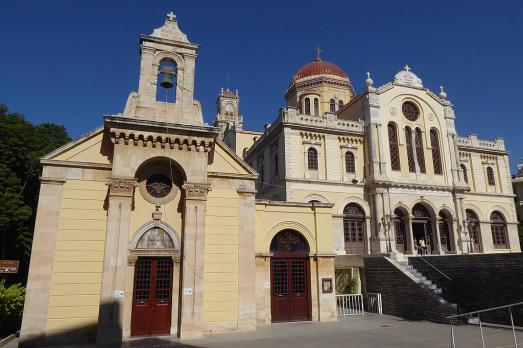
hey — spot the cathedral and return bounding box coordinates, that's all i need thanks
[20,13,520,346]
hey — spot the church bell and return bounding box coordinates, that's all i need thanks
[160,73,175,89]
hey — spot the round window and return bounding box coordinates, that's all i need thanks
[145,174,172,198]
[402,101,419,121]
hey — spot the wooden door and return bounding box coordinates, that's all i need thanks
[131,258,173,336]
[270,257,311,322]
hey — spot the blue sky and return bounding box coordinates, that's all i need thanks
[1,1,522,172]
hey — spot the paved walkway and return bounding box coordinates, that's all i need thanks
[5,314,523,347]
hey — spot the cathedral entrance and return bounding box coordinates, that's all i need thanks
[270,230,311,322]
[412,204,435,254]
[131,257,173,336]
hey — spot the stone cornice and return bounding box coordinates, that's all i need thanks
[40,177,67,185]
[207,172,258,180]
[105,116,219,152]
[41,159,112,170]
[255,199,334,209]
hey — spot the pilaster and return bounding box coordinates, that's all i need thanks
[96,177,137,345]
[20,178,66,346]
[179,182,211,339]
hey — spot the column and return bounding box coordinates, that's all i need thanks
[237,189,256,331]
[20,178,65,345]
[432,218,443,255]
[96,177,136,344]
[179,182,211,339]
[408,216,417,255]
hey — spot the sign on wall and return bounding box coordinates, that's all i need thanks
[0,260,19,274]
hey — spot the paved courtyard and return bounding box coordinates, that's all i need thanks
[5,314,523,348]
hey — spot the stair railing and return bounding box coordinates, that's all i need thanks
[414,246,452,281]
[447,301,523,348]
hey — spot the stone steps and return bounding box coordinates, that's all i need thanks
[398,259,444,297]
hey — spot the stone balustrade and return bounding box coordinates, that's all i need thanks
[457,133,506,152]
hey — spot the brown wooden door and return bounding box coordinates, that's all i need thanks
[131,258,173,336]
[270,257,311,322]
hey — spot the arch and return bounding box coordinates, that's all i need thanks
[156,59,178,103]
[490,210,509,249]
[329,99,336,112]
[430,128,442,175]
[263,222,316,253]
[411,200,437,218]
[338,100,344,109]
[153,51,185,70]
[304,98,311,115]
[313,98,319,116]
[405,126,416,172]
[130,220,181,250]
[343,203,366,254]
[345,151,355,173]
[461,163,469,183]
[486,166,495,186]
[337,197,371,217]
[393,207,409,253]
[388,122,401,171]
[415,127,426,173]
[487,205,513,222]
[302,194,330,204]
[307,147,318,170]
[438,209,453,252]
[135,156,187,182]
[464,203,486,221]
[466,208,482,253]
[270,230,310,253]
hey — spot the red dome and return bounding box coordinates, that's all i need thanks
[290,58,348,85]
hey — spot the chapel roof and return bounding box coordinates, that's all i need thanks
[289,58,348,86]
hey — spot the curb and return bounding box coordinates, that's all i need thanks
[0,331,19,347]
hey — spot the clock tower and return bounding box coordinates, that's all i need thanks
[214,88,243,139]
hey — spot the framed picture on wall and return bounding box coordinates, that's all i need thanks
[322,278,333,293]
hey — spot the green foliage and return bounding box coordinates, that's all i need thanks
[0,104,70,266]
[347,277,359,294]
[335,270,360,294]
[0,280,25,334]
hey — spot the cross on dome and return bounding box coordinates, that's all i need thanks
[167,11,176,21]
[314,46,322,61]
[404,65,411,73]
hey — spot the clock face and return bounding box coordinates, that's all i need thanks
[225,103,234,113]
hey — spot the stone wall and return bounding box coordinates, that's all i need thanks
[364,256,457,323]
[408,253,523,325]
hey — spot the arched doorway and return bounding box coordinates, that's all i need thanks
[270,230,311,322]
[466,209,482,253]
[343,203,366,254]
[393,208,409,253]
[490,211,509,249]
[411,203,435,254]
[438,211,453,253]
[130,225,180,337]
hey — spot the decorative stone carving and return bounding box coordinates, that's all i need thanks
[106,177,137,197]
[182,182,212,200]
[123,92,139,116]
[394,65,423,88]
[367,92,380,108]
[389,106,397,116]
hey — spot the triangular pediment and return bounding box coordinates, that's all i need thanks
[208,139,257,177]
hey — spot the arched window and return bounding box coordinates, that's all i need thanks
[415,128,426,173]
[430,129,442,175]
[438,211,452,252]
[307,147,318,170]
[466,209,481,253]
[486,166,495,186]
[405,127,416,173]
[388,123,401,171]
[329,99,336,112]
[490,211,508,249]
[137,227,175,249]
[314,98,319,116]
[270,230,309,253]
[345,151,355,173]
[393,208,408,253]
[343,203,365,254]
[461,164,468,183]
[304,98,311,115]
[156,59,177,102]
[338,100,344,109]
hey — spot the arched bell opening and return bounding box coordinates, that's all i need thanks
[269,230,311,323]
[156,59,177,103]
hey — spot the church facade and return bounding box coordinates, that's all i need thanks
[20,13,520,346]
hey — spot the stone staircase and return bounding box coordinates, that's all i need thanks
[397,259,444,296]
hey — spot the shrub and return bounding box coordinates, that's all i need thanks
[0,280,25,335]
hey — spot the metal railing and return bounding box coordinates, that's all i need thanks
[336,294,364,317]
[366,292,383,314]
[448,302,523,348]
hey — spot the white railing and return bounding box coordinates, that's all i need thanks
[366,292,383,314]
[336,294,364,317]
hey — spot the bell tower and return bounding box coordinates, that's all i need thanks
[122,12,204,125]
[214,88,243,138]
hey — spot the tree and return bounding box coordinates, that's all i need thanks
[0,104,70,281]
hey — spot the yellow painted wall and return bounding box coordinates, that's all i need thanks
[53,129,111,165]
[46,179,107,333]
[203,188,240,325]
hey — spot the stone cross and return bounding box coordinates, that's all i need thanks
[314,46,322,60]
[404,65,411,73]
[366,72,371,79]
[167,11,176,21]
